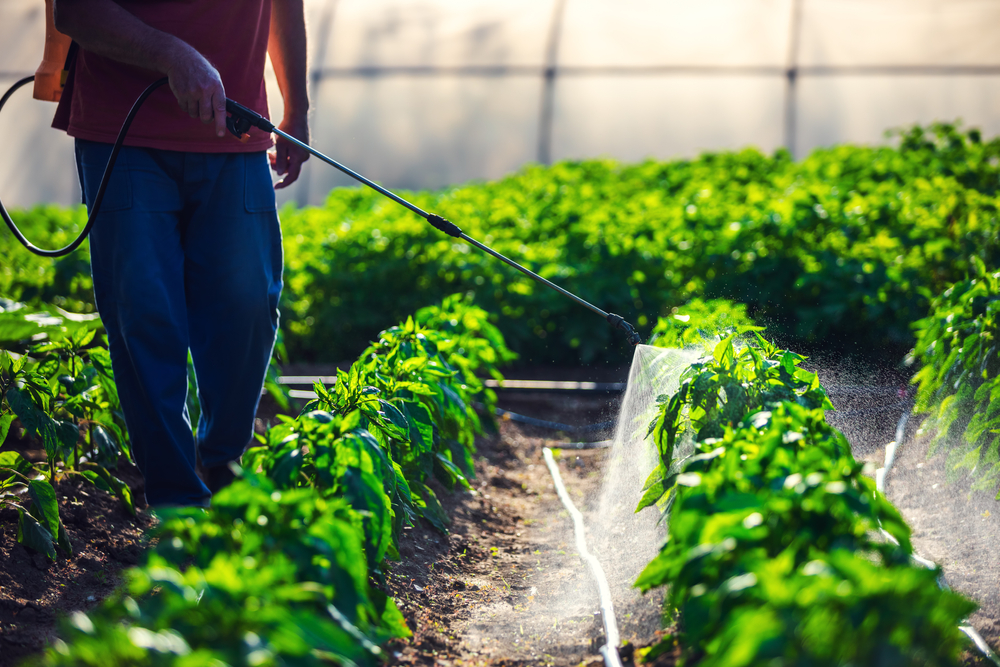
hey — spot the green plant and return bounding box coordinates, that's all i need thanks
[414,292,518,379]
[244,295,514,561]
[648,298,761,350]
[638,334,833,513]
[0,450,71,560]
[636,402,975,666]
[0,301,134,558]
[31,475,407,667]
[34,294,509,665]
[8,124,997,367]
[633,336,975,664]
[911,257,1000,493]
[245,408,409,565]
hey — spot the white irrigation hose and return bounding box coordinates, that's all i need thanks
[542,447,623,667]
[876,409,1000,667]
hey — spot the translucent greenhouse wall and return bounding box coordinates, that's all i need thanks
[2,0,999,209]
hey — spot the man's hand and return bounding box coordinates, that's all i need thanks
[55,0,230,138]
[268,0,309,189]
[165,50,227,138]
[269,115,310,189]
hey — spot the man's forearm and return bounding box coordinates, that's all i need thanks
[54,0,230,133]
[54,0,196,77]
[268,0,309,120]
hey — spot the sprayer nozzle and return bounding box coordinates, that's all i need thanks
[606,313,643,346]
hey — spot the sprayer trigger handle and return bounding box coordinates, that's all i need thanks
[224,98,275,138]
[225,114,251,141]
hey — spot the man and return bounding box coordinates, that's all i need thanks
[52,0,309,508]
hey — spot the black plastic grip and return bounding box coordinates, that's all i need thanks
[225,99,275,134]
[427,214,462,238]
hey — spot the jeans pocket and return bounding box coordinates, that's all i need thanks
[76,140,133,212]
[244,152,276,213]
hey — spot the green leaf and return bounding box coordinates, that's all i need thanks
[6,387,79,461]
[402,402,434,454]
[636,471,678,513]
[17,508,56,560]
[342,467,393,563]
[378,399,410,437]
[713,335,735,367]
[27,479,61,539]
[0,450,34,481]
[79,470,112,493]
[56,519,73,556]
[74,328,98,349]
[433,452,468,491]
[414,484,449,532]
[90,424,119,466]
[635,552,671,591]
[271,447,305,488]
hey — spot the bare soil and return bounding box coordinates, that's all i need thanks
[0,471,151,667]
[884,420,1000,658]
[382,407,673,667]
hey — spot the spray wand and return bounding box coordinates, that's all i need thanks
[225,101,642,346]
[0,75,643,348]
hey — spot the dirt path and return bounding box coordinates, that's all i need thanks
[387,376,1000,667]
[384,406,671,667]
[884,422,1000,655]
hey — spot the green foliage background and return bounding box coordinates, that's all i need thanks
[4,123,998,366]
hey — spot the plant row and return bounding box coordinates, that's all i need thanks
[634,334,976,665]
[910,257,1000,497]
[1,300,135,560]
[4,123,999,367]
[0,298,294,560]
[1,293,514,666]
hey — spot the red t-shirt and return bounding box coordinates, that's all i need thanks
[53,0,273,153]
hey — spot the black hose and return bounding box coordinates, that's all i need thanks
[0,76,169,257]
[495,407,614,434]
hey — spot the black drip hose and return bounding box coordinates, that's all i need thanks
[0,76,169,258]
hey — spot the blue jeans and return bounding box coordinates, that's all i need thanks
[76,140,282,508]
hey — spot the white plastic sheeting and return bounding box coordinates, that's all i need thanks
[1,0,999,208]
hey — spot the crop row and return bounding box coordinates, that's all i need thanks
[1,294,515,665]
[633,334,976,665]
[911,258,1000,497]
[3,123,998,367]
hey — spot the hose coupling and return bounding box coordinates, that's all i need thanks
[427,214,462,238]
[606,313,642,346]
